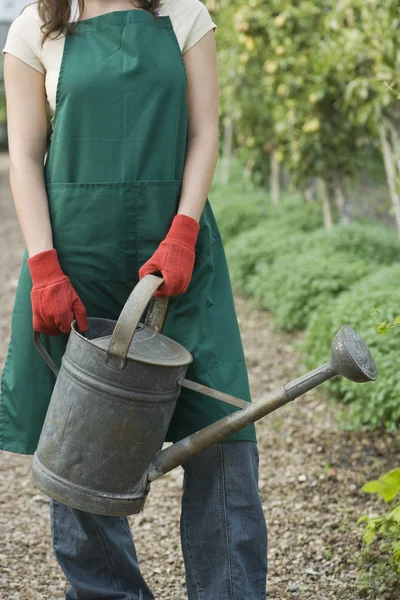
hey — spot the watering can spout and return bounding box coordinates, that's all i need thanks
[148,324,377,482]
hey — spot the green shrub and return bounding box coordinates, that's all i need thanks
[212,193,323,244]
[304,222,400,265]
[246,248,372,331]
[226,220,399,302]
[302,264,400,430]
[212,197,268,243]
[265,196,324,232]
[225,225,305,293]
[358,468,400,574]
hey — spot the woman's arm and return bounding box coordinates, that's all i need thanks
[138,29,219,297]
[178,29,219,222]
[4,54,54,257]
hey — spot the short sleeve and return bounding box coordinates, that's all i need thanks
[169,0,217,55]
[2,6,45,75]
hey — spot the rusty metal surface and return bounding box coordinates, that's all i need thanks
[148,388,289,482]
[93,324,193,369]
[102,275,192,370]
[33,330,59,376]
[31,313,189,515]
[148,325,378,481]
[31,269,378,518]
[30,275,192,516]
[180,378,249,409]
[145,296,170,333]
[330,324,378,383]
[106,275,164,370]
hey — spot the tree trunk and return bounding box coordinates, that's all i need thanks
[303,178,318,202]
[332,174,351,225]
[386,118,400,174]
[281,164,291,190]
[270,153,280,205]
[379,123,400,238]
[304,187,314,202]
[220,114,233,185]
[317,178,333,230]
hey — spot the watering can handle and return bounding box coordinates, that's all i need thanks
[33,330,59,376]
[32,275,167,375]
[105,274,168,370]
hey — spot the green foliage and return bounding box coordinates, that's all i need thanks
[302,264,400,430]
[225,221,400,296]
[376,315,400,334]
[358,468,400,571]
[225,226,305,294]
[213,193,322,245]
[247,248,372,331]
[356,558,400,596]
[306,222,400,265]
[216,0,400,196]
[362,468,400,503]
[217,0,393,188]
[212,197,268,243]
[266,195,324,232]
[222,195,323,295]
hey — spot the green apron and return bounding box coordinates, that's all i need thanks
[0,9,256,455]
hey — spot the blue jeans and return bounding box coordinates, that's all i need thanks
[49,442,268,599]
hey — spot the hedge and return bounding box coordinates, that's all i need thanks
[301,264,400,430]
[246,248,373,331]
[225,220,399,300]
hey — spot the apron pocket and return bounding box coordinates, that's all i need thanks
[135,179,183,272]
[47,180,183,282]
[47,182,130,282]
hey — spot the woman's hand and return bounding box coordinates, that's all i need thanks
[139,214,200,297]
[28,249,88,335]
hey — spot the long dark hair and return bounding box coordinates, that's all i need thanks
[33,0,163,47]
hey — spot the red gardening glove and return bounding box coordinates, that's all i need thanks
[139,214,200,297]
[27,248,88,336]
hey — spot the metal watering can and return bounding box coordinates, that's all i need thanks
[30,275,378,516]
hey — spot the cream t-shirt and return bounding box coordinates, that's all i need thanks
[2,0,217,129]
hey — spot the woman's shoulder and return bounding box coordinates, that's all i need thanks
[161,0,214,19]
[2,2,45,73]
[9,2,42,29]
[160,0,217,54]
[4,2,43,45]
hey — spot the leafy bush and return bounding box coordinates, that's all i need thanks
[265,195,324,232]
[225,225,305,293]
[213,194,323,244]
[358,468,400,571]
[304,222,400,266]
[212,197,269,243]
[246,248,372,331]
[225,221,399,297]
[302,264,400,430]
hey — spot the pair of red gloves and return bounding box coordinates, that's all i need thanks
[28,214,200,336]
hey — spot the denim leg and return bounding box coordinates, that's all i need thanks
[49,497,154,600]
[180,441,268,600]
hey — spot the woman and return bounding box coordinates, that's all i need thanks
[1,0,268,597]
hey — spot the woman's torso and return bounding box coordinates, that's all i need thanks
[2,0,216,131]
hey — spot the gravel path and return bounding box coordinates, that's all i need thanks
[1,152,399,600]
